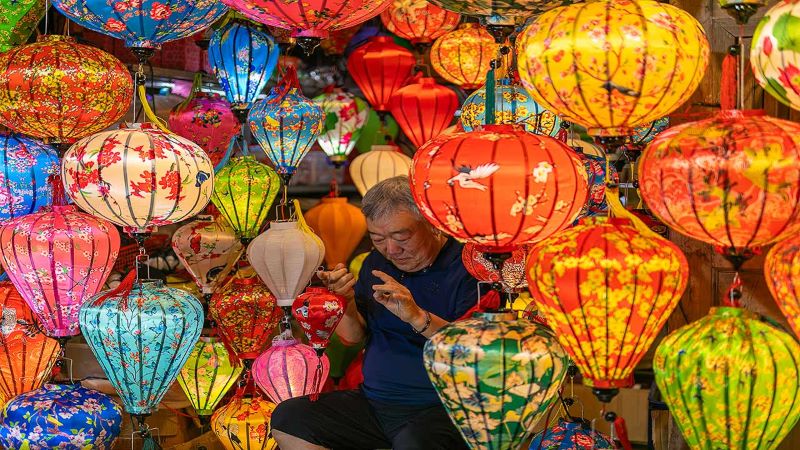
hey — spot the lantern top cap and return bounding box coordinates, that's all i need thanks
[320,197,348,204]
[458,23,480,29]
[267,220,300,230]
[271,336,299,347]
[36,34,77,44]
[371,145,400,152]
[304,286,331,295]
[198,336,221,343]
[576,216,634,227]
[233,276,261,286]
[710,306,752,319]
[472,310,517,321]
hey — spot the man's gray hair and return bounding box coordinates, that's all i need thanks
[361,176,422,221]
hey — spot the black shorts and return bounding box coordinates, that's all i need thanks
[271,389,469,450]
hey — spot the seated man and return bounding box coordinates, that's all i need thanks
[272,175,478,450]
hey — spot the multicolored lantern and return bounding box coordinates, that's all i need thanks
[350,145,412,196]
[527,216,689,399]
[410,124,588,251]
[320,26,363,56]
[0,35,132,143]
[177,337,243,419]
[765,234,800,339]
[169,90,241,168]
[578,153,617,219]
[654,307,800,449]
[389,77,459,148]
[0,0,45,53]
[347,36,416,112]
[0,133,59,223]
[304,198,367,269]
[292,287,346,351]
[460,80,560,135]
[430,23,498,90]
[0,205,120,339]
[380,0,460,44]
[428,0,571,25]
[212,393,278,450]
[356,110,401,153]
[517,0,710,137]
[529,419,615,450]
[252,335,331,403]
[424,311,569,449]
[751,1,800,111]
[314,89,370,166]
[461,243,528,291]
[0,383,122,450]
[211,155,281,242]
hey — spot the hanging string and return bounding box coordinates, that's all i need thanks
[310,350,325,401]
[137,84,170,132]
[134,415,163,450]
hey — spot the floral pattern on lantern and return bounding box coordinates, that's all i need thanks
[253,335,331,403]
[460,80,560,135]
[347,36,416,112]
[428,0,571,22]
[529,419,615,450]
[304,198,367,269]
[577,153,618,219]
[461,243,528,291]
[314,89,370,165]
[517,0,710,136]
[0,35,132,143]
[292,287,346,351]
[765,234,800,339]
[430,23,498,90]
[212,394,278,450]
[389,77,459,148]
[751,1,800,111]
[177,337,243,417]
[169,92,241,167]
[0,133,59,223]
[0,0,45,52]
[380,0,460,44]
[350,145,412,196]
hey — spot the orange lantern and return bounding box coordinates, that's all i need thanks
[380,0,460,45]
[389,77,458,148]
[430,23,498,90]
[347,36,416,111]
[304,198,367,269]
[766,235,800,338]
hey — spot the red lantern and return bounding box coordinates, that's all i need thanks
[389,77,458,148]
[292,287,346,352]
[320,26,363,56]
[380,0,460,45]
[461,243,528,292]
[410,125,588,251]
[347,36,415,112]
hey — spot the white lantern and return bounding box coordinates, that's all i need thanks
[172,215,243,298]
[349,145,412,196]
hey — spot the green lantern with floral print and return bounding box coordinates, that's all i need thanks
[0,0,44,52]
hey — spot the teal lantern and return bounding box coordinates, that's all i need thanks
[460,79,561,135]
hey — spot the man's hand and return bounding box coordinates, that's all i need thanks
[318,263,356,301]
[371,270,426,326]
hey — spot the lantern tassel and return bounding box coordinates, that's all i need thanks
[613,416,634,450]
[720,45,738,111]
[274,66,301,101]
[310,351,325,402]
[137,85,171,133]
[48,173,67,207]
[214,321,242,367]
[92,270,137,307]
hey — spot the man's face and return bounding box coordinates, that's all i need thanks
[367,209,440,273]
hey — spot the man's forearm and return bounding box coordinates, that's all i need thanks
[335,300,366,344]
[408,309,449,339]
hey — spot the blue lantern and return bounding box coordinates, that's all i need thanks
[248,67,324,180]
[209,19,280,117]
[0,383,123,450]
[0,133,58,224]
[460,79,561,136]
[530,419,615,449]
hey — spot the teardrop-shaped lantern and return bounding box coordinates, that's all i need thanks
[0,205,121,339]
[380,0,460,45]
[0,133,59,223]
[424,311,569,449]
[253,335,331,403]
[177,337,243,419]
[461,243,528,292]
[350,145,412,196]
[168,91,241,167]
[430,23,497,90]
[347,36,416,112]
[313,89,370,166]
[529,419,615,449]
[292,287,346,351]
[304,198,366,269]
[212,394,278,450]
[389,77,458,148]
[460,80,561,136]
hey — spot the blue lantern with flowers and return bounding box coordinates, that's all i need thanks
[0,133,59,224]
[460,79,561,136]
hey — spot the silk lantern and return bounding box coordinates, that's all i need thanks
[517,0,710,137]
[578,153,617,219]
[0,383,122,449]
[527,216,689,400]
[529,419,615,450]
[320,26,363,56]
[380,0,460,44]
[314,89,370,165]
[62,124,214,235]
[356,110,401,153]
[347,36,416,112]
[0,0,45,52]
[389,77,459,148]
[304,198,367,269]
[172,215,244,299]
[430,24,498,90]
[638,110,800,259]
[350,145,412,196]
[654,307,800,449]
[751,1,800,111]
[428,0,571,25]
[210,275,281,362]
[462,243,528,292]
[410,124,588,251]
[765,234,800,339]
[177,337,243,419]
[168,90,241,167]
[0,35,132,143]
[0,205,120,339]
[211,155,280,242]
[0,282,59,405]
[460,80,561,136]
[212,393,278,450]
[0,133,59,223]
[252,335,331,403]
[249,68,324,179]
[424,311,569,450]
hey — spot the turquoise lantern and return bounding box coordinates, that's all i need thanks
[459,79,561,136]
[0,132,59,224]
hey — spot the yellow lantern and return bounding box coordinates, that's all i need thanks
[177,337,242,421]
[212,394,278,450]
[517,0,710,137]
[430,23,499,90]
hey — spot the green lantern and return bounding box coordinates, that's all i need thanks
[354,109,400,154]
[0,0,45,52]
[424,311,568,450]
[211,155,281,243]
[654,307,800,450]
[177,337,243,421]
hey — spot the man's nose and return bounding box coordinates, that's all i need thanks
[386,239,402,255]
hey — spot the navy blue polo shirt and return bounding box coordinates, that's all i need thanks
[354,237,478,405]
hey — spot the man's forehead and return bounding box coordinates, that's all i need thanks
[367,212,419,235]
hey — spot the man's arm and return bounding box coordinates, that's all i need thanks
[371,270,450,338]
[318,263,367,344]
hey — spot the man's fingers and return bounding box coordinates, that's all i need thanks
[371,270,398,283]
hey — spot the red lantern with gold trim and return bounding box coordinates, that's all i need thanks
[462,243,528,292]
[389,77,458,148]
[347,36,415,112]
[380,0,460,45]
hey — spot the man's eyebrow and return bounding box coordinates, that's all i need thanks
[369,228,413,236]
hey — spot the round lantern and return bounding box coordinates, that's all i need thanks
[654,307,800,449]
[0,205,120,339]
[320,26,363,56]
[424,311,569,450]
[304,198,367,269]
[177,337,243,419]
[0,282,59,405]
[356,110,401,153]
[168,91,241,168]
[209,275,281,361]
[638,110,800,256]
[172,215,244,299]
[527,216,689,399]
[765,234,800,339]
[209,20,280,116]
[751,1,800,111]
[389,77,459,148]
[212,394,278,450]
[0,35,132,143]
[0,0,44,52]
[313,89,370,165]
[210,155,280,242]
[430,23,498,91]
[0,133,59,223]
[380,0,460,44]
[529,419,615,450]
[410,125,588,251]
[0,383,122,449]
[252,335,331,403]
[347,36,416,112]
[460,80,560,136]
[62,124,214,235]
[517,0,710,137]
[461,243,528,291]
[350,144,412,196]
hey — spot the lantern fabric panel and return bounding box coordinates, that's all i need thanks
[430,24,498,90]
[428,0,572,21]
[461,243,528,291]
[389,77,459,148]
[253,336,330,403]
[0,35,132,143]
[765,234,800,339]
[172,216,244,295]
[460,81,560,136]
[347,37,416,111]
[349,145,412,196]
[168,92,241,167]
[314,90,370,164]
[304,197,367,269]
[0,133,59,223]
[177,337,243,417]
[0,0,45,52]
[751,1,800,111]
[380,0,460,44]
[292,287,346,350]
[212,395,278,450]
[529,419,615,449]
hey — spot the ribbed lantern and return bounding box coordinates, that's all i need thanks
[424,311,569,450]
[751,0,800,111]
[410,125,588,251]
[380,0,460,44]
[430,24,498,90]
[350,145,412,196]
[765,234,800,339]
[462,243,528,292]
[211,155,281,242]
[0,35,132,143]
[168,91,241,168]
[517,0,710,137]
[654,307,800,449]
[0,133,59,223]
[460,80,560,136]
[177,337,243,419]
[527,216,689,400]
[304,198,367,269]
[314,89,370,166]
[0,0,44,52]
[62,124,214,235]
[212,393,278,450]
[428,0,572,25]
[529,420,615,450]
[389,77,459,148]
[347,36,416,112]
[253,335,331,403]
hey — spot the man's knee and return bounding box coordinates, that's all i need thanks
[271,396,313,434]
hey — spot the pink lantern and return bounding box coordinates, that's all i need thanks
[0,204,120,340]
[252,335,331,403]
[168,91,241,168]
